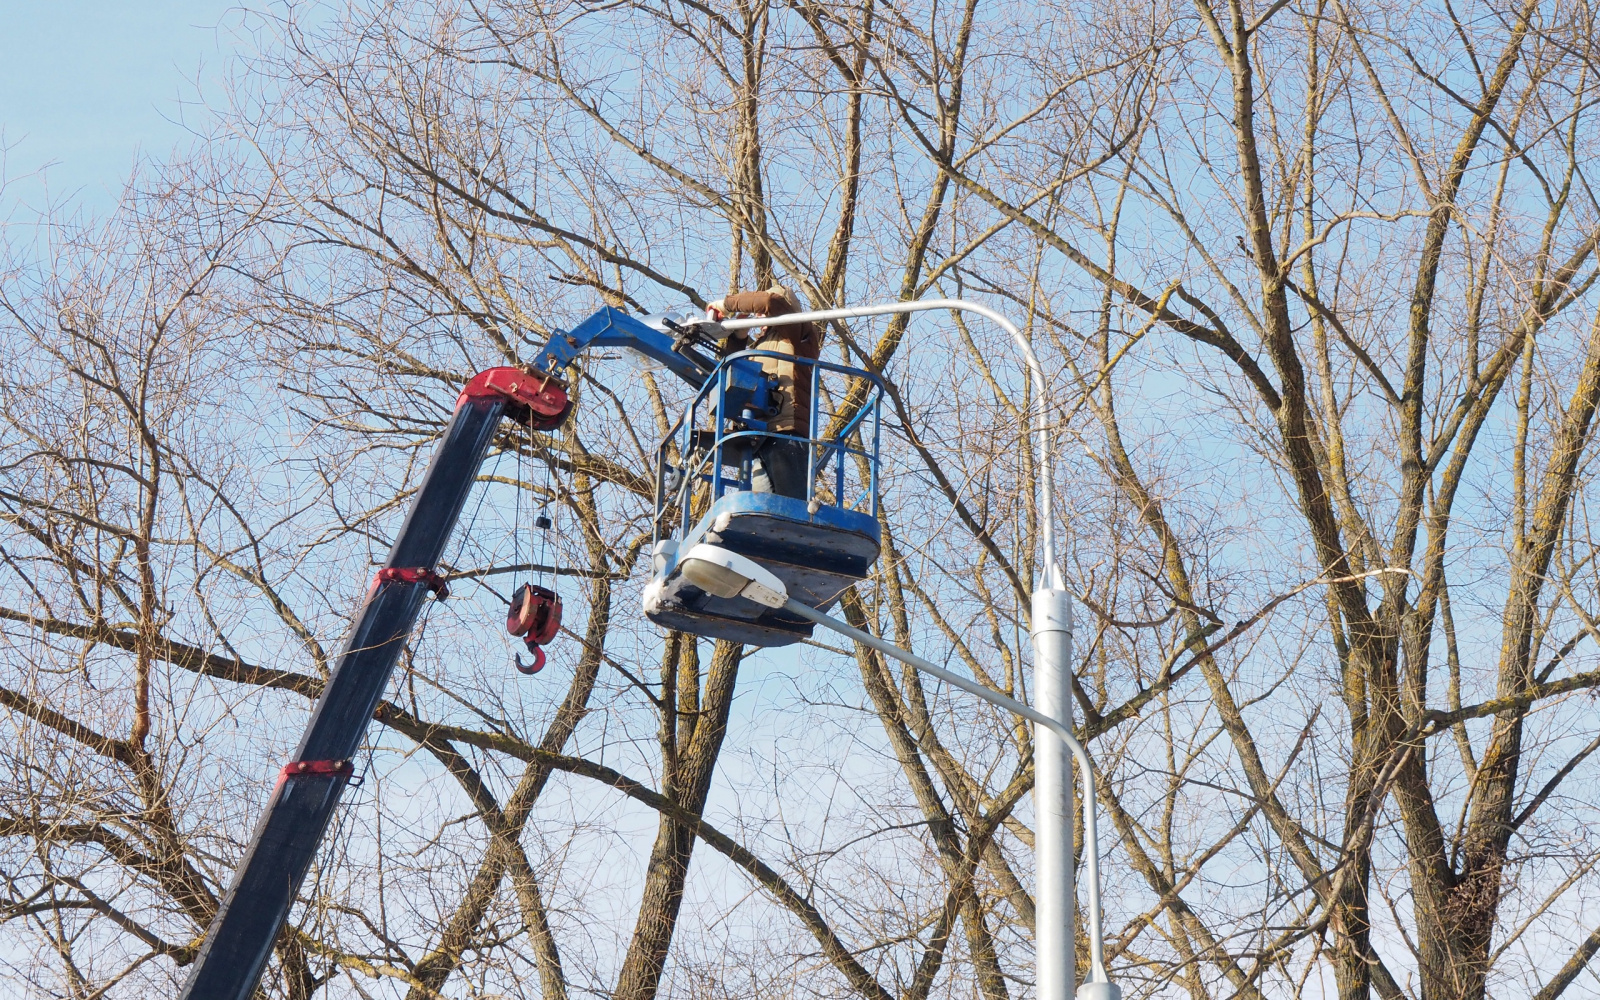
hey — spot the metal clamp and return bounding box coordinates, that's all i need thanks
[274,759,357,790]
[375,566,450,600]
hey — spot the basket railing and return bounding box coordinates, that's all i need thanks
[652,350,883,544]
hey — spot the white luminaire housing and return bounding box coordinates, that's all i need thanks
[677,544,788,608]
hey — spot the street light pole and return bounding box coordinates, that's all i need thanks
[719,298,1115,999]
[1034,586,1080,1000]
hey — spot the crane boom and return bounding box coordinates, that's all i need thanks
[180,310,768,1000]
[179,369,568,999]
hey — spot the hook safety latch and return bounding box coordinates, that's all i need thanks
[375,566,450,601]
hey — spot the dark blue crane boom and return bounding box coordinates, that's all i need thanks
[177,366,569,1000]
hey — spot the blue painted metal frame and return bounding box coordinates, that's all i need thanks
[534,306,711,387]
[532,307,777,426]
[653,349,884,547]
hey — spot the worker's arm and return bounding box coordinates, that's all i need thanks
[720,289,792,316]
[709,290,804,354]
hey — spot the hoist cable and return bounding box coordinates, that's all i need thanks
[536,428,555,594]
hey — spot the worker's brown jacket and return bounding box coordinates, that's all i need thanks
[721,289,820,434]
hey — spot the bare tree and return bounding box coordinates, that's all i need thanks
[5,1,1600,999]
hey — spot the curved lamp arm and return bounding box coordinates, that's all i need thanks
[718,298,1063,590]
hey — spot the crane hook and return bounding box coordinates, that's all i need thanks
[515,642,547,675]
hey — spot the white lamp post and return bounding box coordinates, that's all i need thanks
[713,299,1116,1000]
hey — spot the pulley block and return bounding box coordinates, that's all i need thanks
[507,582,562,646]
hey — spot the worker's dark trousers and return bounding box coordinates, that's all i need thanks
[752,438,810,499]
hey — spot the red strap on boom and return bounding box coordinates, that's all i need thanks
[375,566,450,600]
[275,759,355,791]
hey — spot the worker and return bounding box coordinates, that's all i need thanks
[706,286,820,499]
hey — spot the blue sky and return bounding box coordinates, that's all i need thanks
[0,1,242,215]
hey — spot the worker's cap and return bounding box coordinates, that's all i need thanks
[766,285,803,310]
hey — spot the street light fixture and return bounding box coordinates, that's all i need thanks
[717,298,1114,1000]
[675,544,1120,1000]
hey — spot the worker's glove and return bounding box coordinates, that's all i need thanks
[706,299,725,321]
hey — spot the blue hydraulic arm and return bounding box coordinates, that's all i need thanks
[532,306,778,422]
[535,306,714,387]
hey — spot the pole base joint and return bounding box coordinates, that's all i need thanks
[1030,588,1073,637]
